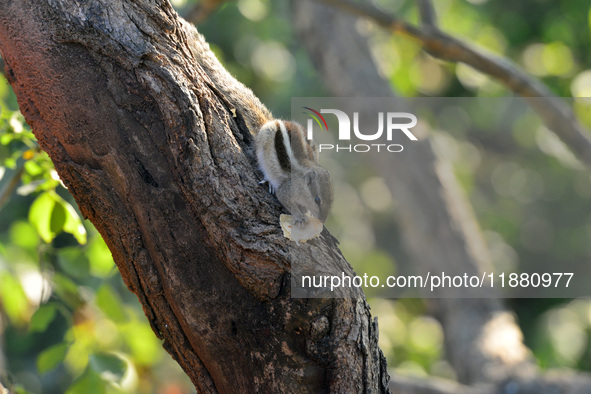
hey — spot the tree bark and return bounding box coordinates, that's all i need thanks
[0,1,389,392]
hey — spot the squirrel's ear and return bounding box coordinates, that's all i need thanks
[305,170,318,185]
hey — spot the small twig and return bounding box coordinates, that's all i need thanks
[316,0,591,170]
[0,165,25,213]
[416,0,437,28]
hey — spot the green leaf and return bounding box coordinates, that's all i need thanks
[60,197,87,245]
[37,342,68,374]
[24,159,43,176]
[30,304,57,333]
[0,272,29,325]
[5,157,17,169]
[9,220,39,250]
[50,198,66,235]
[88,236,115,278]
[66,369,107,394]
[28,191,87,244]
[0,133,12,145]
[124,321,160,366]
[96,284,126,323]
[29,191,57,243]
[89,353,127,386]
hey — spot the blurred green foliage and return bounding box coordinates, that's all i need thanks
[2,0,591,391]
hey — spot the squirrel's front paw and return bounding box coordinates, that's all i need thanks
[293,215,308,228]
[259,179,276,194]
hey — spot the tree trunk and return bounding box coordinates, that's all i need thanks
[0,1,389,392]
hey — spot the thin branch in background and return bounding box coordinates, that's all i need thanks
[316,0,591,170]
[416,0,437,28]
[0,165,24,213]
[183,0,233,24]
[316,0,424,37]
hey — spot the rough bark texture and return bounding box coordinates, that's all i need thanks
[0,0,390,392]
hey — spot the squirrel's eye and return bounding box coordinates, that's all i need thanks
[314,196,321,206]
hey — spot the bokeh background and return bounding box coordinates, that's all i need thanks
[2,0,591,392]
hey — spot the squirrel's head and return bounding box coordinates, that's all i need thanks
[302,167,333,223]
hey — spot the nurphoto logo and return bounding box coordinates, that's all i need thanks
[303,107,418,153]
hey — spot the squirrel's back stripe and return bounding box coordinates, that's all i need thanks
[285,121,315,164]
[275,120,292,173]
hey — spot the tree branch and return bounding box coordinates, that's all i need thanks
[316,0,591,170]
[0,165,24,213]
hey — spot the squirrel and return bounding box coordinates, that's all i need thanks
[256,120,333,225]
[182,21,333,225]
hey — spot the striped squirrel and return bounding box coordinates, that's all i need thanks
[183,21,333,226]
[256,120,333,225]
